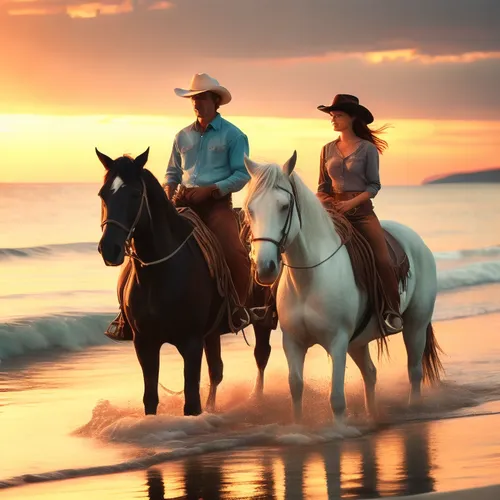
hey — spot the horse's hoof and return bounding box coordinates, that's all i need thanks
[332,417,362,437]
[250,389,264,402]
[408,399,424,412]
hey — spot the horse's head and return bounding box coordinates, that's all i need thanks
[243,151,301,285]
[96,147,150,266]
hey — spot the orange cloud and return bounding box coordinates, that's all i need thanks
[251,49,500,67]
[67,2,129,18]
[365,49,500,65]
[148,1,172,10]
[5,0,173,17]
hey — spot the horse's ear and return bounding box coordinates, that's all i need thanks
[95,148,114,170]
[282,150,297,177]
[244,154,260,177]
[134,147,150,170]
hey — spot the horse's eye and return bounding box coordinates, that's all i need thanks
[247,208,254,218]
[280,204,290,212]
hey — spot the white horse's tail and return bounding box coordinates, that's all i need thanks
[422,323,445,385]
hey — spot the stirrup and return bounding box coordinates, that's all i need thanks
[105,313,129,341]
[249,306,278,330]
[249,306,268,322]
[231,307,251,332]
[383,311,403,334]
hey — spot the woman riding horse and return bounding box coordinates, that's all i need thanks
[315,94,403,334]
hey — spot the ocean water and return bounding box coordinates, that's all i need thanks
[1,182,500,498]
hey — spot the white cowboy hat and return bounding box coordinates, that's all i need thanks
[174,73,232,105]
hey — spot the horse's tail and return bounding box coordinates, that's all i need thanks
[422,322,444,385]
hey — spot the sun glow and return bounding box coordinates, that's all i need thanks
[2,114,500,189]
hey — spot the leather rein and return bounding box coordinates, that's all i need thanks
[251,180,343,270]
[100,178,193,267]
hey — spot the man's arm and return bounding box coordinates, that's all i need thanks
[164,139,182,198]
[214,133,250,197]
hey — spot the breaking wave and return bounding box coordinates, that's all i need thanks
[0,313,114,362]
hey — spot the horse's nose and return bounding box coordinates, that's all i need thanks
[99,240,124,266]
[108,243,122,262]
[257,259,278,285]
[265,260,276,274]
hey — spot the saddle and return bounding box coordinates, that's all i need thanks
[336,215,410,340]
[176,207,277,334]
[238,205,410,340]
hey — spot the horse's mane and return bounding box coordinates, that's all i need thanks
[244,162,340,241]
[140,169,193,241]
[289,170,340,240]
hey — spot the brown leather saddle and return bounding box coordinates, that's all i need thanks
[345,226,410,340]
[236,206,410,339]
[385,229,410,285]
[176,207,277,333]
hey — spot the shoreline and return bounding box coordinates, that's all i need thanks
[391,484,500,499]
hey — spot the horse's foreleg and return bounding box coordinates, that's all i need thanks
[328,334,349,424]
[179,340,204,416]
[134,339,161,415]
[252,324,272,399]
[204,334,223,413]
[348,343,377,418]
[283,333,307,423]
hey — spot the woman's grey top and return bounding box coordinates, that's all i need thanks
[317,138,381,197]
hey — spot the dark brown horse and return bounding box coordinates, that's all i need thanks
[96,148,275,416]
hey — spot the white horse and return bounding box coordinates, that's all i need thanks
[242,151,443,424]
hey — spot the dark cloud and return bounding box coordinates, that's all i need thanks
[3,0,499,57]
[1,0,499,118]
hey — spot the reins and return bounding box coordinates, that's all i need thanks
[101,177,194,267]
[250,179,344,271]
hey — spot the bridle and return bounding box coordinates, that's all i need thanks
[100,177,193,267]
[250,180,343,270]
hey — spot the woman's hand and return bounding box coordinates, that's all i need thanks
[334,200,356,214]
[336,192,372,213]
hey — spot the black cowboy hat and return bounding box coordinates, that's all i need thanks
[317,94,374,124]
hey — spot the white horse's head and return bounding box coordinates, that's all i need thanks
[243,151,301,285]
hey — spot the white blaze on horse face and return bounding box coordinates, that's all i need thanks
[110,176,125,194]
[249,191,285,284]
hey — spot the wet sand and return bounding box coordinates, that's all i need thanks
[392,484,500,499]
[1,406,500,499]
[1,313,500,499]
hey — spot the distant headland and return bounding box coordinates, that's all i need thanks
[422,167,500,185]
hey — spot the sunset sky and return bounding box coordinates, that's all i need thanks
[1,0,499,186]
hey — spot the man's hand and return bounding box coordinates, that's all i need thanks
[165,183,178,201]
[185,185,219,205]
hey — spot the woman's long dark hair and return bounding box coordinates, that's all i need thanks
[352,118,390,154]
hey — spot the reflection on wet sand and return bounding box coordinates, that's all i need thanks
[144,422,435,499]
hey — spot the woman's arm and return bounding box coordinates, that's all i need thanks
[316,146,333,203]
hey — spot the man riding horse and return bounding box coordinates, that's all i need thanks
[105,73,271,340]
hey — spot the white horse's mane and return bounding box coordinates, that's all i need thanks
[244,161,337,239]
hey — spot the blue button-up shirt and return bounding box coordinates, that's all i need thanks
[165,114,250,197]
